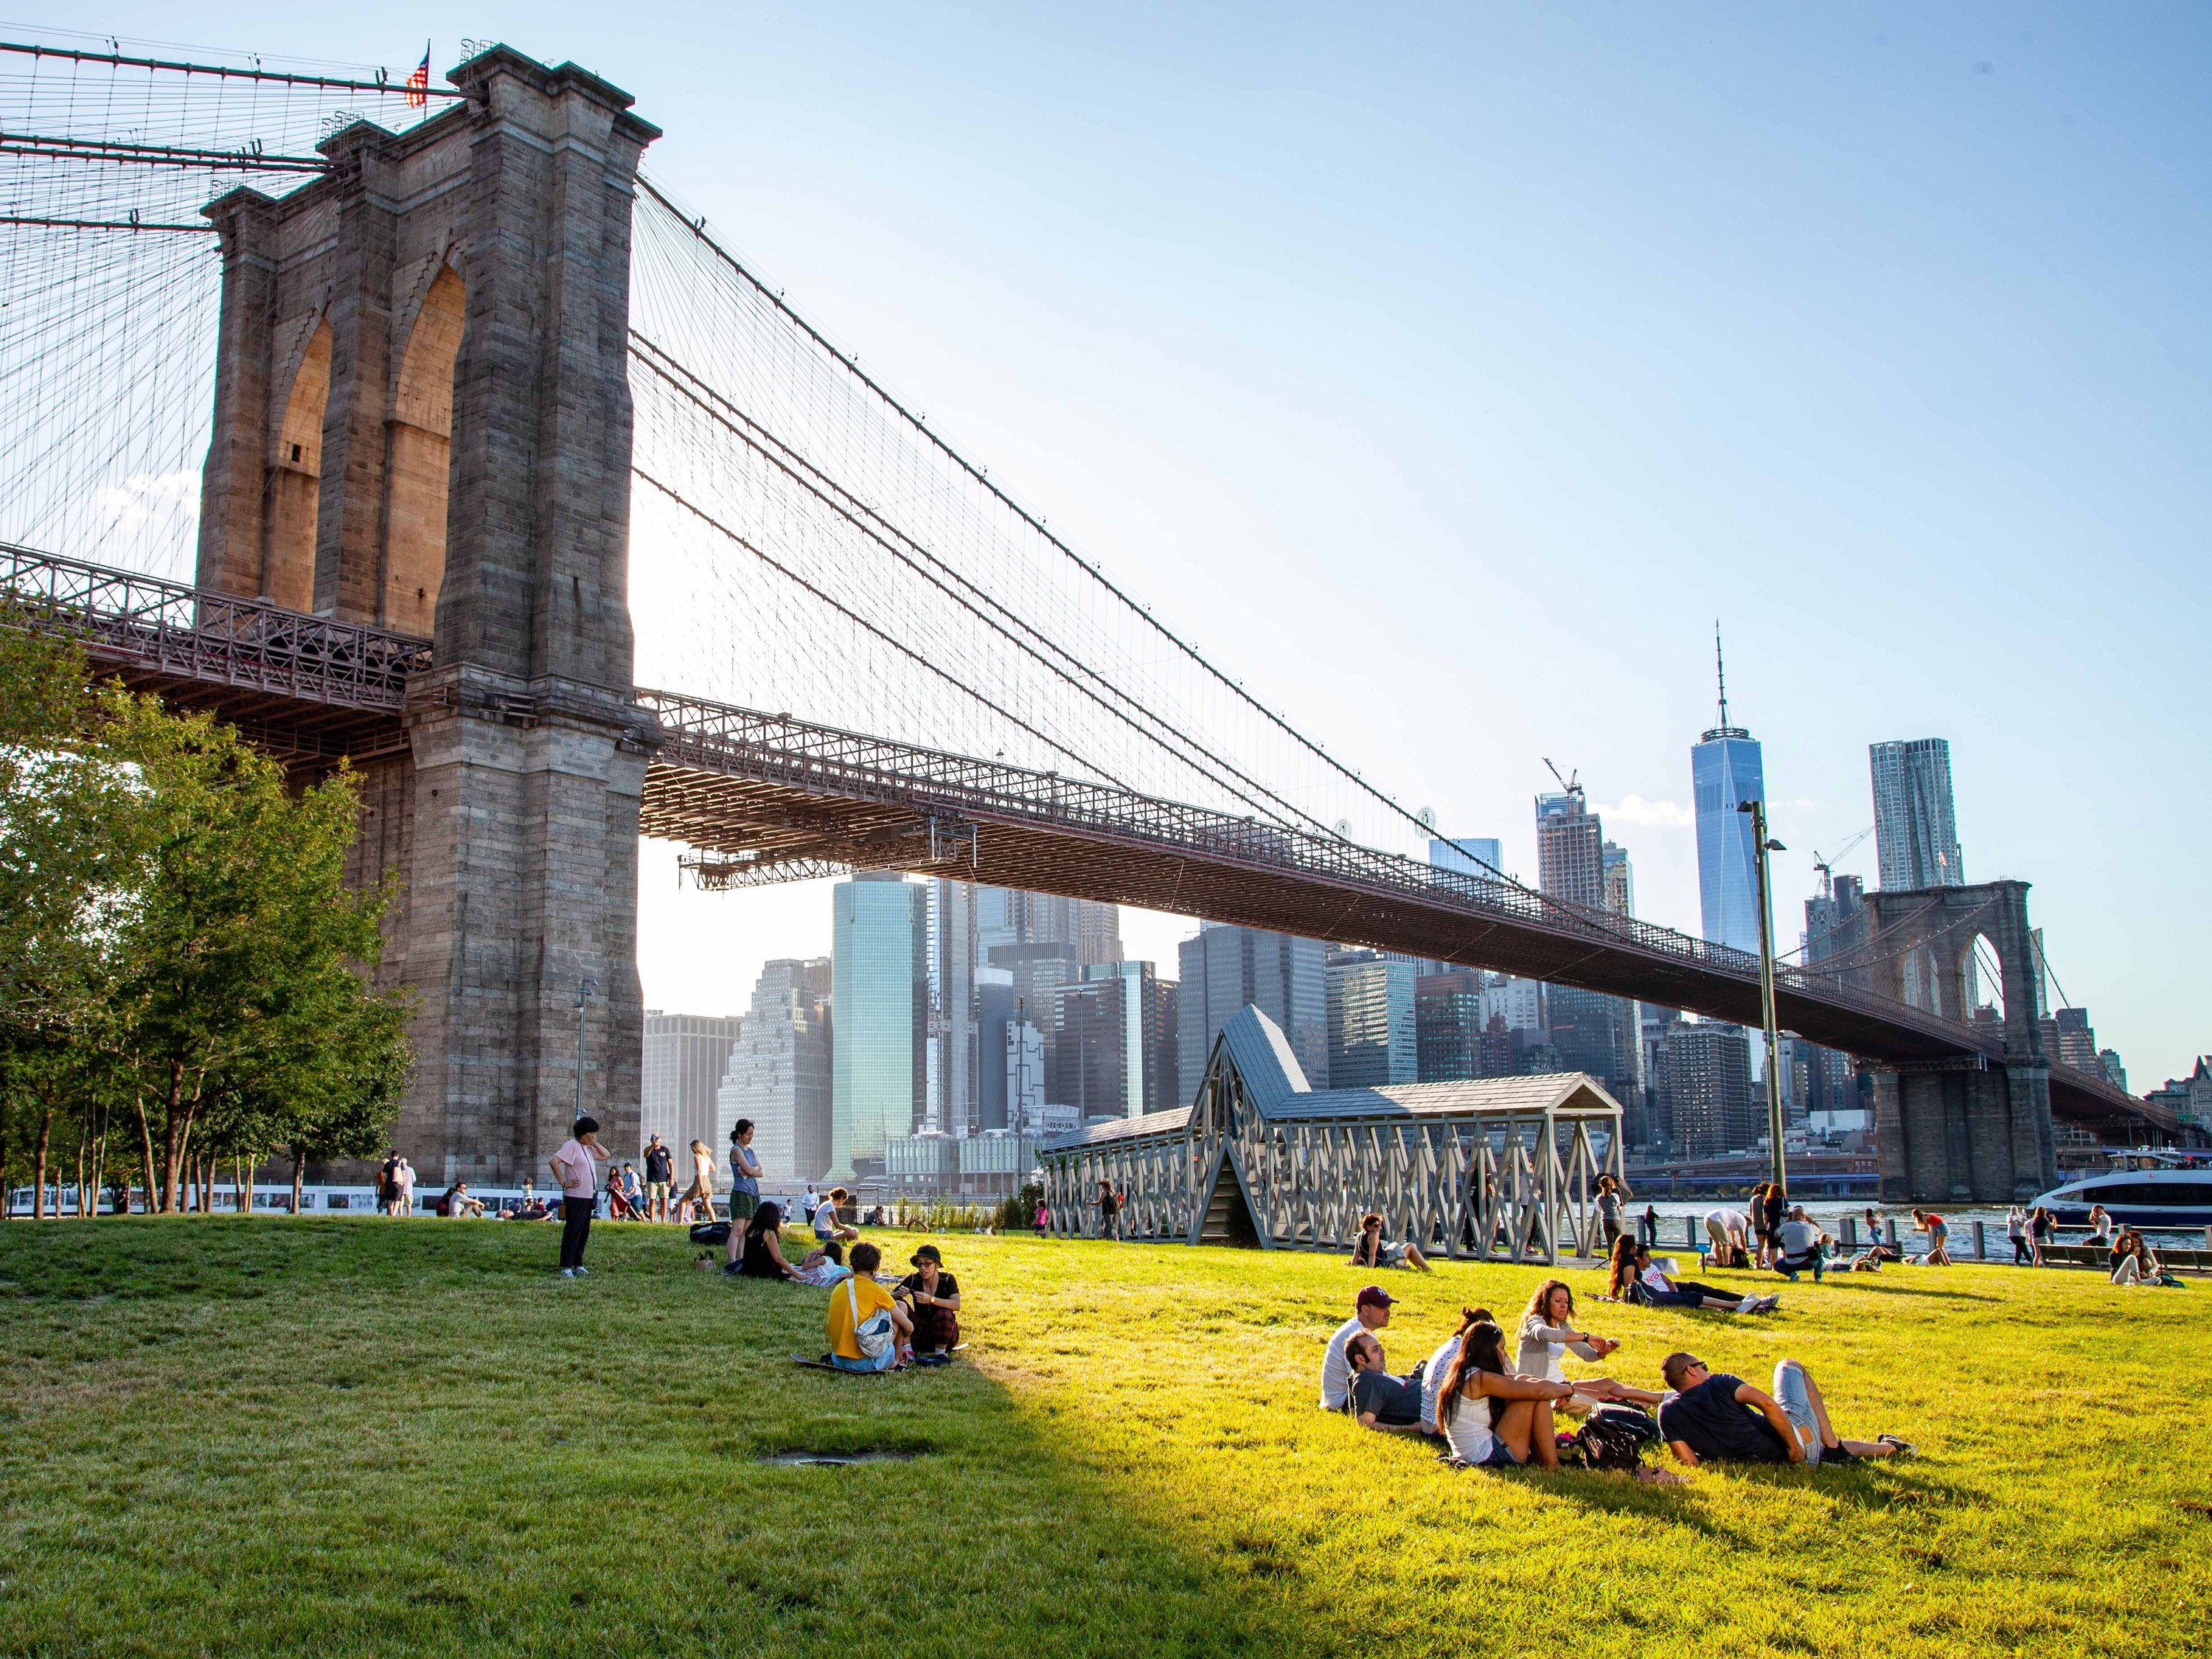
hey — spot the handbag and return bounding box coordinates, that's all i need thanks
[846,1277,895,1360]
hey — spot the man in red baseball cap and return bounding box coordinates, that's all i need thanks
[1321,1284,1397,1411]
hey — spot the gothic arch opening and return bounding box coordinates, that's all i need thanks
[263,320,330,611]
[1962,931,2003,1026]
[382,263,466,635]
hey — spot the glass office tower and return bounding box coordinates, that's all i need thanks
[830,872,926,1180]
[1691,641,1767,955]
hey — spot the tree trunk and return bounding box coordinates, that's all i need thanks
[159,1060,186,1214]
[236,1156,249,1215]
[32,1106,53,1220]
[75,1132,87,1218]
[291,1147,306,1216]
[133,1090,159,1216]
[203,1156,215,1217]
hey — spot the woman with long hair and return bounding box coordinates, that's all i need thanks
[726,1200,801,1279]
[1349,1211,1431,1273]
[1435,1312,1573,1470]
[1605,1234,1640,1301]
[684,1139,718,1225]
[1517,1279,1662,1408]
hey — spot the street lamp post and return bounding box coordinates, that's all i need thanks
[1737,799,1788,1196]
[574,977,598,1124]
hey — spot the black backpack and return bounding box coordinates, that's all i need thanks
[1574,1404,1659,1470]
[689,1220,731,1245]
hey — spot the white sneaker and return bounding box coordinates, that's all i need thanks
[1738,1295,1759,1312]
[574,1265,591,1276]
[560,1267,577,1278]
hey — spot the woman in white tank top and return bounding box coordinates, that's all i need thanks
[1434,1315,1576,1470]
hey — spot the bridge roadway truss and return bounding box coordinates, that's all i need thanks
[0,541,2171,1149]
[1040,1011,1628,1264]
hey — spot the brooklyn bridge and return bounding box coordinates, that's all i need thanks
[0,39,2178,1204]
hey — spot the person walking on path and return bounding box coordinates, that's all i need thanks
[642,1135,674,1222]
[551,1118,609,1277]
[1595,1175,1625,1251]
[394,1158,417,1217]
[2007,1206,2030,1265]
[682,1139,718,1225]
[1638,1205,1660,1249]
[1096,1180,1120,1241]
[728,1120,764,1222]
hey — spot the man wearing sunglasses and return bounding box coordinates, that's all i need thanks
[1658,1352,1914,1468]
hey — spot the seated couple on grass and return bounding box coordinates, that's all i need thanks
[1607,1238,1778,1314]
[821,1242,964,1371]
[1656,1352,1913,1468]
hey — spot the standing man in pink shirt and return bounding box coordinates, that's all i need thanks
[550,1117,609,1278]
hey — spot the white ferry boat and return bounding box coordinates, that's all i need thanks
[2033,1150,2212,1230]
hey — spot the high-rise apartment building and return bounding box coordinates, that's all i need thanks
[975,888,1121,967]
[830,872,927,1180]
[1429,835,1506,902]
[717,959,832,1183]
[1691,639,1767,954]
[1657,1020,1757,1158]
[1869,738,1964,891]
[1601,841,1635,919]
[925,880,978,1138]
[1414,970,1484,1082]
[1535,790,1604,910]
[641,1012,745,1160]
[1481,974,1545,1034]
[1178,924,1328,1099]
[1326,950,1416,1088]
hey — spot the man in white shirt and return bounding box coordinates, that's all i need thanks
[394,1158,417,1216]
[1704,1208,1751,1267]
[549,1116,608,1278]
[1320,1284,1396,1411]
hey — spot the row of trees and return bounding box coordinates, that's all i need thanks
[0,613,411,1216]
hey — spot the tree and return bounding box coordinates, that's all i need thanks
[94,696,407,1213]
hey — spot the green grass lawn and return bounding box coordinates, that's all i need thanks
[1,1218,2206,1658]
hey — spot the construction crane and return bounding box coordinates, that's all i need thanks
[1541,758,1583,801]
[1810,825,1874,900]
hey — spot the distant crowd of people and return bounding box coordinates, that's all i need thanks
[1320,1279,1915,1474]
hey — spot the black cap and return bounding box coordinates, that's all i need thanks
[910,1245,943,1267]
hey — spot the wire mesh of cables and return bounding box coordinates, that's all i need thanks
[628,179,1495,872]
[0,35,459,580]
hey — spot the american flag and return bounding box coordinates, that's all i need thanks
[405,44,430,108]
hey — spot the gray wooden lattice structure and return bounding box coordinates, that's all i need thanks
[1040,1006,1626,1263]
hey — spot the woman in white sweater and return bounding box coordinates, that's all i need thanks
[1515,1280,1665,1409]
[1434,1312,1573,1470]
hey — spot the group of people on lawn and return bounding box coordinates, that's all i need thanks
[1320,1277,1913,1473]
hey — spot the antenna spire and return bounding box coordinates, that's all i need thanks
[1715,619,1729,730]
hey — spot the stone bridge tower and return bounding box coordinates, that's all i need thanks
[194,48,660,1182]
[1863,880,2058,1203]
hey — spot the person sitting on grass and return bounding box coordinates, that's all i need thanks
[1657,1352,1914,1468]
[1322,1284,1397,1411]
[1911,1208,1954,1266]
[1632,1245,1775,1314]
[1417,1305,1490,1434]
[1773,1206,1827,1282]
[826,1241,911,1373]
[1344,1331,1428,1430]
[1516,1279,1665,1408]
[726,1200,801,1280]
[813,1186,860,1245]
[792,1239,850,1288]
[894,1244,961,1365]
[1349,1211,1431,1273]
[1435,1312,1575,1471]
[1604,1235,1641,1301]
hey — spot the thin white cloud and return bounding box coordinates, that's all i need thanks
[1597,794,1694,829]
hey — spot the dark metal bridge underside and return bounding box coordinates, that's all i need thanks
[1,543,2171,1141]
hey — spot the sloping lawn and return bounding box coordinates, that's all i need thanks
[0,1218,2205,1658]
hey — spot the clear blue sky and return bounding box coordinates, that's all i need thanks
[80,4,2212,1082]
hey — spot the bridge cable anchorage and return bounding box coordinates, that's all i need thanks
[627,333,1334,841]
[627,174,1520,893]
[631,467,1142,795]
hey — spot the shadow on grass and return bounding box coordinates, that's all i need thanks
[0,1218,1302,1659]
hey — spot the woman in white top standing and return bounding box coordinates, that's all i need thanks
[1434,1312,1573,1470]
[1515,1279,1664,1408]
[549,1116,609,1278]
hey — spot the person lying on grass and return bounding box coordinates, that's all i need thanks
[1343,1331,1430,1431]
[1349,1211,1431,1273]
[825,1242,911,1373]
[1657,1352,1914,1468]
[1516,1279,1665,1411]
[791,1239,851,1287]
[1434,1312,1576,1470]
[726,1201,801,1280]
[1632,1244,1777,1314]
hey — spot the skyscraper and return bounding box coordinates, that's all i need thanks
[1535,789,1604,910]
[1326,949,1417,1088]
[1534,790,1641,1108]
[641,1012,745,1159]
[1430,835,1506,897]
[830,872,927,1180]
[1691,631,1767,954]
[1657,1020,1757,1158]
[1869,738,1965,891]
[717,959,832,1183]
[1178,924,1328,1099]
[1054,961,1178,1121]
[1414,970,1484,1082]
[925,879,979,1138]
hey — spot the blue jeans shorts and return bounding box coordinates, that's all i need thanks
[1772,1360,1820,1465]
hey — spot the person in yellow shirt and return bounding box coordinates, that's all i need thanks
[827,1242,911,1372]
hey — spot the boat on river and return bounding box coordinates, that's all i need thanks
[2033,1150,2212,1230]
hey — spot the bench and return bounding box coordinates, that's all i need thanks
[2032,1242,2208,1275]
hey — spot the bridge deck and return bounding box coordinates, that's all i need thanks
[0,544,2170,1140]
